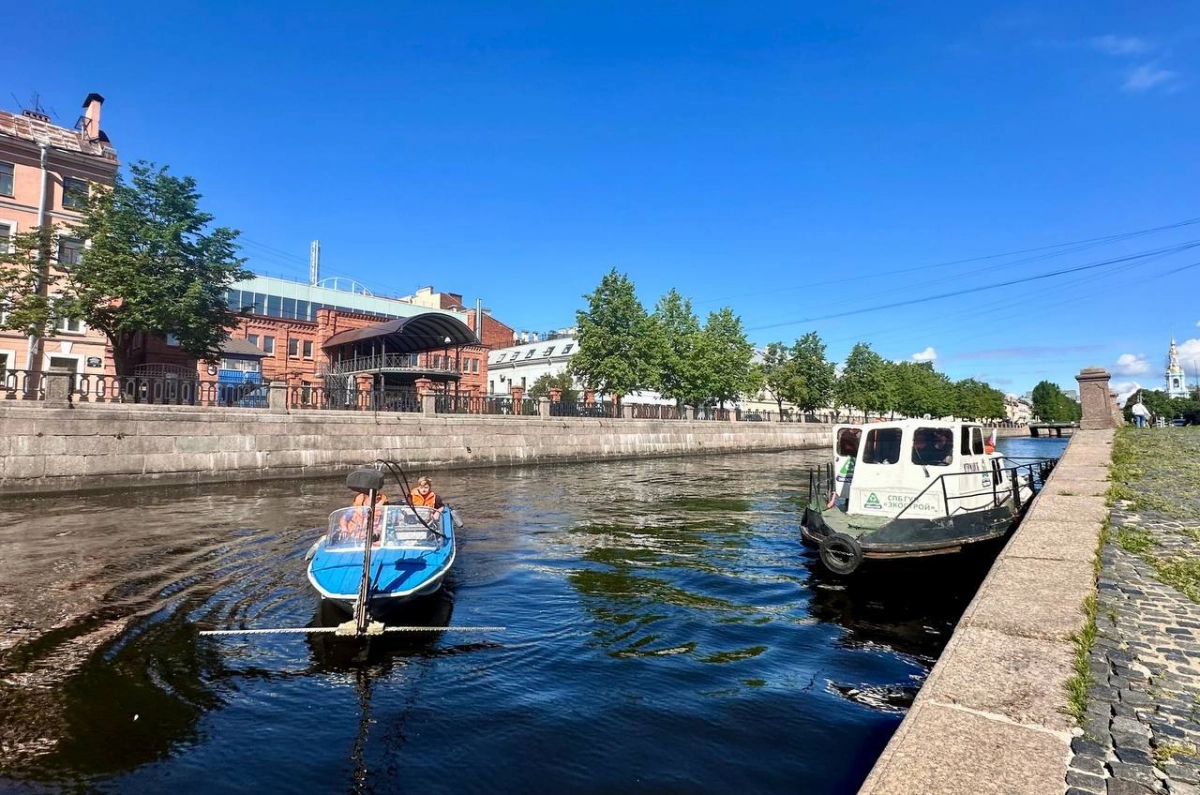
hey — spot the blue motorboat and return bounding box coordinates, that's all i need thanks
[307,467,456,620]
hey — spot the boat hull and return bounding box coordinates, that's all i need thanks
[307,507,456,616]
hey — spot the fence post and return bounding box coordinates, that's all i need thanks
[44,370,72,407]
[268,380,289,414]
[685,406,695,421]
[539,397,550,418]
[622,403,633,419]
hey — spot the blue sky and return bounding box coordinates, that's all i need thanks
[9,1,1200,397]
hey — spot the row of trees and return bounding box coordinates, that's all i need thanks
[565,269,1011,420]
[0,161,249,376]
[761,338,1007,420]
[569,270,757,408]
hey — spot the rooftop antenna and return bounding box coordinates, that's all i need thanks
[309,240,320,285]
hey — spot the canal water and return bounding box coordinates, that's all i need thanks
[0,436,1066,794]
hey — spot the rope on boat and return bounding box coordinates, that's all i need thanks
[199,625,506,637]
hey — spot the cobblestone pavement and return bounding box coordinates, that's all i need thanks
[1066,428,1200,795]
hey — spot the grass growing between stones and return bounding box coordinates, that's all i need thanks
[1108,427,1200,604]
[1153,742,1198,766]
[1065,592,1100,723]
[1065,515,1110,724]
[1117,526,1155,554]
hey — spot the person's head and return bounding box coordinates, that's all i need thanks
[934,430,951,447]
[415,476,433,494]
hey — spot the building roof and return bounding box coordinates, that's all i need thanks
[221,337,267,358]
[0,108,116,160]
[323,313,478,352]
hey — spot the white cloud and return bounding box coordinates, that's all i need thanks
[1124,63,1178,92]
[911,346,937,363]
[1111,381,1144,406]
[1177,338,1200,368]
[1091,35,1150,56]
[1112,353,1151,377]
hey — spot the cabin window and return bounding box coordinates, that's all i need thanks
[862,428,902,465]
[971,427,984,455]
[913,427,953,466]
[836,428,861,457]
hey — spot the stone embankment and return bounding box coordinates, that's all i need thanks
[858,428,1114,795]
[0,402,841,495]
[859,368,1123,795]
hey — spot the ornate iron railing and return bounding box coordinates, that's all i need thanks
[325,353,459,375]
[628,403,683,420]
[550,400,618,418]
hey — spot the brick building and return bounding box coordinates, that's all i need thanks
[0,93,118,376]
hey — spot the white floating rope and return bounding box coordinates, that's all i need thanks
[199,625,505,637]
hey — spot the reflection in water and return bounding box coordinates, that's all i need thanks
[0,440,1065,794]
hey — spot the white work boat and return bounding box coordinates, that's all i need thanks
[800,419,1056,575]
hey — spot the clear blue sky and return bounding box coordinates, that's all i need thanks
[10,1,1200,397]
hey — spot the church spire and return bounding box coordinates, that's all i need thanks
[1166,338,1187,398]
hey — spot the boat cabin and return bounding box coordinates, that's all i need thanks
[833,419,998,519]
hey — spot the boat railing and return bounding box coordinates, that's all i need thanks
[892,459,1055,522]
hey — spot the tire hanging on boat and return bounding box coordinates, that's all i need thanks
[819,532,864,576]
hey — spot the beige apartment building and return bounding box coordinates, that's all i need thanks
[0,93,119,375]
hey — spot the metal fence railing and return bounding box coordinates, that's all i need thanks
[4,368,845,422]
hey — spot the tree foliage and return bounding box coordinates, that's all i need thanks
[570,269,659,397]
[0,226,55,339]
[697,307,754,407]
[785,332,836,414]
[1031,380,1082,422]
[836,343,892,419]
[12,161,251,376]
[757,341,798,413]
[650,289,706,405]
[527,370,579,402]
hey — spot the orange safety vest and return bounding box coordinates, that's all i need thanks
[409,490,441,509]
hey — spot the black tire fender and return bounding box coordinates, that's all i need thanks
[819,532,864,576]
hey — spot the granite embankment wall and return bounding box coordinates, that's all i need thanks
[0,403,841,495]
[858,429,1114,795]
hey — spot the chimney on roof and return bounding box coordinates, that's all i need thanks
[81,93,104,140]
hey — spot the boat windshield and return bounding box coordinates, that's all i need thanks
[326,505,441,550]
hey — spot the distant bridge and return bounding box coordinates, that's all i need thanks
[1028,422,1077,438]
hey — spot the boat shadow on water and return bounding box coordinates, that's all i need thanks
[801,540,1000,713]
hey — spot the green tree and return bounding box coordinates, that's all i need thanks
[1031,381,1081,423]
[570,269,659,399]
[836,342,892,420]
[952,378,1005,420]
[47,161,249,376]
[0,226,56,369]
[527,371,579,402]
[785,332,836,415]
[757,341,799,414]
[698,307,754,408]
[650,289,705,406]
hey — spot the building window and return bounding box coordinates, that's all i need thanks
[302,340,313,358]
[262,336,275,354]
[489,380,494,393]
[561,344,573,355]
[542,347,555,357]
[0,222,11,254]
[288,338,299,357]
[524,349,536,360]
[0,352,8,373]
[471,358,479,373]
[521,376,526,389]
[165,334,180,346]
[0,162,13,197]
[247,334,259,348]
[55,315,85,334]
[58,238,84,267]
[62,178,88,209]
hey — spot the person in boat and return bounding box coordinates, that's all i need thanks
[338,489,388,542]
[912,429,951,466]
[409,476,444,519]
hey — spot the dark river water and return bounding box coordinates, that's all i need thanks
[0,436,1066,795]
